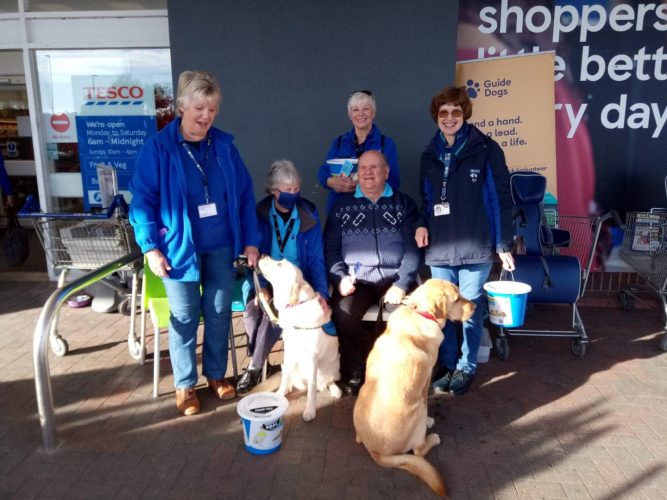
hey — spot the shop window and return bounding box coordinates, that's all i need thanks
[35,48,174,211]
[0,0,17,13]
[25,0,166,11]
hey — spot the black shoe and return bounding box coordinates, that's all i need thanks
[341,373,363,397]
[449,369,475,395]
[236,367,261,396]
[432,367,454,393]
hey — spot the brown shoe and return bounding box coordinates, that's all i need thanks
[208,378,236,400]
[175,387,200,416]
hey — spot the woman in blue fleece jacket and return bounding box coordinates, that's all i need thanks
[317,90,400,213]
[415,86,515,396]
[129,71,260,415]
[236,159,331,395]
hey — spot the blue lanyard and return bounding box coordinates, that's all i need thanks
[439,153,451,202]
[182,137,212,203]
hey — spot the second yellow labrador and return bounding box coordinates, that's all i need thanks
[353,279,475,497]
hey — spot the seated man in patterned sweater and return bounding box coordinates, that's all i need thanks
[324,150,421,396]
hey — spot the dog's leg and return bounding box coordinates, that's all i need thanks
[426,417,435,429]
[302,361,317,422]
[414,433,441,457]
[327,381,342,399]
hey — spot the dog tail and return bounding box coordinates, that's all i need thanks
[370,451,446,497]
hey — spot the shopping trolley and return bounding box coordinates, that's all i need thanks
[18,194,143,358]
[619,210,667,351]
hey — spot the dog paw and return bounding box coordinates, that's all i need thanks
[426,417,435,428]
[427,433,441,446]
[329,383,343,399]
[302,409,316,422]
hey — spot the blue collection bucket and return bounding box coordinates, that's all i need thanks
[483,280,532,328]
[237,392,288,455]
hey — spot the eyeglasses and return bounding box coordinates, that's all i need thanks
[438,108,463,118]
[351,89,374,99]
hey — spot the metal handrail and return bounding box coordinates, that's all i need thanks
[34,250,142,451]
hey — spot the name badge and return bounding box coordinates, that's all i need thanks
[434,202,450,216]
[198,203,218,218]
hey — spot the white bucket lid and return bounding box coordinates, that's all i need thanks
[237,392,289,421]
[326,158,358,165]
[484,280,532,295]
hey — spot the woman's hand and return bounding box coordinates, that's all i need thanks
[244,246,260,268]
[384,286,406,304]
[498,252,515,271]
[146,249,171,278]
[327,175,357,193]
[338,276,356,296]
[415,227,429,248]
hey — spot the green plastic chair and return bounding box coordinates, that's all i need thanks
[139,257,242,397]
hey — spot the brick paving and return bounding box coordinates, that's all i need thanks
[0,280,665,499]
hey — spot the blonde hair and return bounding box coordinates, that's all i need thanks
[176,70,221,116]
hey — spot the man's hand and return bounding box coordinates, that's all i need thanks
[327,175,357,193]
[498,252,515,271]
[384,285,406,304]
[338,276,356,296]
[244,246,260,268]
[415,227,429,248]
[146,249,171,278]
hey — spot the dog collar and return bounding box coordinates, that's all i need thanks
[415,310,438,323]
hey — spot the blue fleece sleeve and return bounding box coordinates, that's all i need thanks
[0,156,12,196]
[303,207,330,300]
[129,139,161,254]
[485,143,514,253]
[383,136,400,191]
[317,138,339,189]
[416,153,433,229]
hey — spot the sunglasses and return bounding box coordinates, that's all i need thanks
[351,89,374,99]
[438,108,463,118]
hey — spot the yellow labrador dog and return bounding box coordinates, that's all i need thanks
[353,279,475,497]
[257,256,342,422]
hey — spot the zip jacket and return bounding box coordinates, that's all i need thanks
[418,124,513,266]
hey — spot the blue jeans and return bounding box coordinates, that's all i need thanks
[162,247,234,389]
[430,263,492,375]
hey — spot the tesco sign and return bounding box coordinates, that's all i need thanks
[83,86,144,100]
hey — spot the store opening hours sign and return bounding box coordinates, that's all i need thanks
[73,75,156,209]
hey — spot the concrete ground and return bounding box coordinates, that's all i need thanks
[0,279,666,499]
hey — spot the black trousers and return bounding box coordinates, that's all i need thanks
[242,294,282,369]
[330,282,392,381]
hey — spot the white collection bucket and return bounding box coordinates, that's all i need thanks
[237,392,289,455]
[484,280,532,328]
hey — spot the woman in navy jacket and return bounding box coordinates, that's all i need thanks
[415,86,515,396]
[237,159,331,395]
[129,71,260,415]
[317,91,399,213]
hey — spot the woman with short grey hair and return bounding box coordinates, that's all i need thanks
[237,160,332,395]
[317,90,400,213]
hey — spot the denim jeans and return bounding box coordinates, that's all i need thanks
[430,263,492,375]
[162,246,234,389]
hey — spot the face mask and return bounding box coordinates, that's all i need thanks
[277,191,300,211]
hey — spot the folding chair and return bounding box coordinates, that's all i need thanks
[139,257,241,397]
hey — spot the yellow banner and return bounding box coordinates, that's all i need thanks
[456,52,557,198]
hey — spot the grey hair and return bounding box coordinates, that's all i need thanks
[265,159,302,193]
[176,70,222,116]
[347,91,376,114]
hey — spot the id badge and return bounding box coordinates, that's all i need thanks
[433,202,450,216]
[198,203,218,218]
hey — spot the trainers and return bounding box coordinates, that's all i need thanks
[432,367,454,393]
[449,369,475,395]
[175,387,200,416]
[236,367,262,396]
[207,378,236,400]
